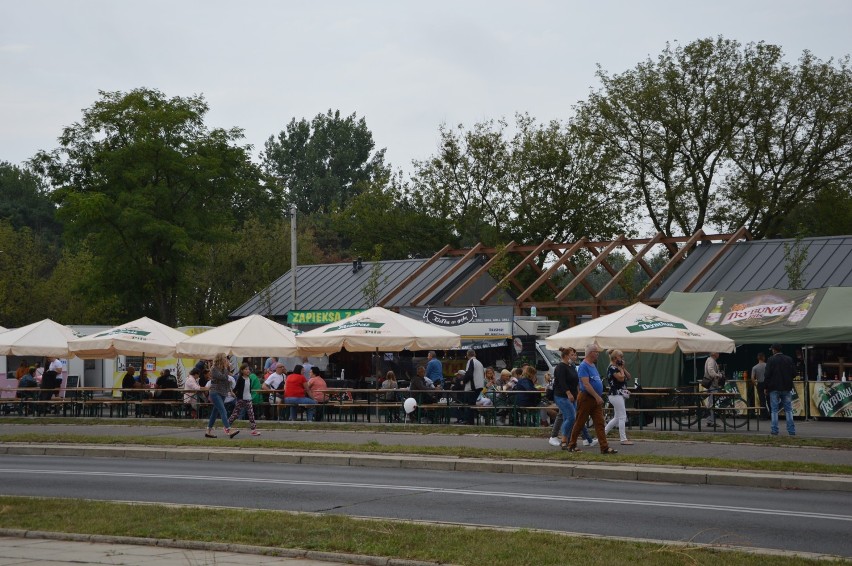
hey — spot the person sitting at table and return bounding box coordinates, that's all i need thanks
[17,367,38,396]
[38,360,63,402]
[410,365,437,403]
[120,366,138,400]
[514,366,541,407]
[308,366,329,404]
[283,364,316,421]
[137,368,151,388]
[15,360,29,380]
[155,369,179,400]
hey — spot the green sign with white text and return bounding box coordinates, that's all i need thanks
[288,310,363,325]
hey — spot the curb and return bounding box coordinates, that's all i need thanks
[4,443,851,492]
[0,529,452,566]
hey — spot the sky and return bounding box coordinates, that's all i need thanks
[2,0,851,173]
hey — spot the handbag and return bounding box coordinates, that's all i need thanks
[700,376,713,389]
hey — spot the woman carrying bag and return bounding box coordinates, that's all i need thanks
[604,349,633,445]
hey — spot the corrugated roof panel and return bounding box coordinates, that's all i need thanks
[229,256,497,318]
[651,236,852,299]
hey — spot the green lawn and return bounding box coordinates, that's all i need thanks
[0,497,840,566]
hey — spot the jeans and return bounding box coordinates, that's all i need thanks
[284,397,316,421]
[207,391,231,430]
[554,395,576,440]
[769,390,796,435]
[604,393,628,441]
[551,400,593,442]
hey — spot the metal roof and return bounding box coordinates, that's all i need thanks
[650,236,852,300]
[229,257,510,318]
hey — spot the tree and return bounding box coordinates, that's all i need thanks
[410,114,625,252]
[334,171,453,259]
[0,162,61,240]
[720,52,852,237]
[0,224,59,326]
[262,109,388,215]
[34,88,270,325]
[575,37,852,240]
[179,217,323,325]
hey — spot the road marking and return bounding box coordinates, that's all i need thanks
[1,467,850,522]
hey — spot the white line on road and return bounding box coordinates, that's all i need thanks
[1,467,849,522]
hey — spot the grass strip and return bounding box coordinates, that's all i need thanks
[0,496,835,566]
[1,416,849,450]
[2,432,851,476]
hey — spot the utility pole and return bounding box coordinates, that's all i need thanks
[290,203,297,315]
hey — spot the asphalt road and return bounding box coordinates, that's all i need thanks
[1,454,850,558]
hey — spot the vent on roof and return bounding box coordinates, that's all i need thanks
[352,258,363,274]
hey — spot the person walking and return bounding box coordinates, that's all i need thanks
[565,344,617,454]
[229,363,260,436]
[765,343,797,436]
[205,353,239,439]
[752,352,769,419]
[548,348,596,447]
[461,349,485,425]
[703,352,725,428]
[604,349,633,445]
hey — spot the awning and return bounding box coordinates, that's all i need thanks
[658,287,852,344]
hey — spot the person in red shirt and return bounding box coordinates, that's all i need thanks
[283,364,316,421]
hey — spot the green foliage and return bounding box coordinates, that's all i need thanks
[360,245,387,308]
[0,224,59,326]
[179,216,321,325]
[575,37,852,240]
[33,88,270,325]
[262,109,388,215]
[334,171,453,259]
[783,231,809,290]
[411,114,625,249]
[0,162,61,240]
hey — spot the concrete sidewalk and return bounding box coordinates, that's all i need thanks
[0,532,438,566]
[1,420,850,492]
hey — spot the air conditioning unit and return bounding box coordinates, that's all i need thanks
[514,318,560,338]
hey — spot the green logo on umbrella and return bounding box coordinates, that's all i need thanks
[626,316,687,333]
[324,321,385,333]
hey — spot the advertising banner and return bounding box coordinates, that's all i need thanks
[809,381,852,418]
[399,306,514,339]
[701,289,825,329]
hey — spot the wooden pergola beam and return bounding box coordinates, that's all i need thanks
[378,244,451,307]
[442,241,517,306]
[637,229,705,300]
[555,236,625,301]
[514,238,587,304]
[480,239,551,305]
[410,243,482,306]
[682,226,750,292]
[595,232,664,300]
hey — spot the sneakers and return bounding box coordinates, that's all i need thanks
[250,430,261,436]
[591,439,599,447]
[705,421,716,428]
[224,428,240,439]
[620,440,634,445]
[548,437,561,446]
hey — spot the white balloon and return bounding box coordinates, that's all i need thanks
[403,397,417,414]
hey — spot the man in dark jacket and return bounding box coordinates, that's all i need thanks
[764,343,796,436]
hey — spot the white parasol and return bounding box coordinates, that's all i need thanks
[176,314,299,358]
[295,306,461,355]
[545,302,736,354]
[67,316,188,358]
[0,319,79,357]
